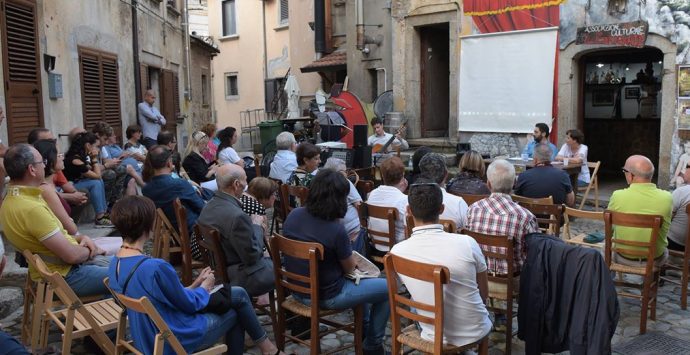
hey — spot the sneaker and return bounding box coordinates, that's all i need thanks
[95,216,114,228]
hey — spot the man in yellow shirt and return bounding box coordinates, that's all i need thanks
[0,144,109,296]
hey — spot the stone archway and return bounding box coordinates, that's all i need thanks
[558,34,677,185]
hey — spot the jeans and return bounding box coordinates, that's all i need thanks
[63,256,111,297]
[195,287,268,355]
[73,179,107,215]
[295,278,390,350]
[142,137,158,150]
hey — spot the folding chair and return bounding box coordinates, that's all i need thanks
[562,206,604,249]
[172,199,206,286]
[578,161,601,210]
[517,202,564,237]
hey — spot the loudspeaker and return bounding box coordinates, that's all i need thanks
[353,145,372,169]
[353,125,368,147]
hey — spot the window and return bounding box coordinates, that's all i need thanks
[225,73,238,99]
[201,74,209,105]
[222,0,236,36]
[78,47,122,137]
[279,0,289,25]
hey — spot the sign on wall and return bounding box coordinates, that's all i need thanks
[576,21,648,48]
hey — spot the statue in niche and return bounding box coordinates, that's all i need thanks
[672,140,690,188]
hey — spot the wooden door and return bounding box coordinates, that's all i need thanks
[159,69,179,137]
[419,24,449,138]
[1,0,43,144]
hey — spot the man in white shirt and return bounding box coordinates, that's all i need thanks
[366,156,408,252]
[418,153,468,230]
[138,89,167,149]
[391,182,491,347]
[367,117,409,152]
[269,132,298,183]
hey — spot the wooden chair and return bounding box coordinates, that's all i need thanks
[660,204,690,309]
[452,193,489,206]
[152,208,181,262]
[562,206,605,249]
[578,161,601,210]
[280,183,309,216]
[268,177,286,233]
[270,233,363,354]
[360,202,399,263]
[172,199,206,286]
[517,202,564,237]
[604,210,663,334]
[104,279,227,355]
[355,179,374,201]
[194,224,278,336]
[510,194,553,205]
[405,215,457,238]
[24,250,120,355]
[461,230,518,354]
[383,254,488,355]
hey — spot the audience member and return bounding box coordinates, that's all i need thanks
[446,150,491,196]
[200,122,218,163]
[405,146,432,186]
[419,153,468,229]
[138,89,166,148]
[555,129,590,187]
[466,159,539,276]
[287,142,320,187]
[282,169,390,355]
[93,122,142,196]
[197,164,274,296]
[216,127,243,166]
[182,130,219,191]
[108,196,285,355]
[669,167,690,251]
[269,132,298,183]
[0,240,31,355]
[324,157,364,252]
[0,144,110,296]
[522,123,558,161]
[609,155,671,266]
[242,177,279,238]
[515,144,574,206]
[34,139,78,235]
[157,130,181,173]
[367,156,408,252]
[391,182,491,347]
[123,124,148,169]
[63,132,113,227]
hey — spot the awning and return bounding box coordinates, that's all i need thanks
[463,0,565,16]
[300,51,347,73]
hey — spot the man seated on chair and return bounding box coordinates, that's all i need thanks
[197,163,275,297]
[419,153,468,230]
[522,122,557,161]
[390,182,491,348]
[0,144,110,297]
[609,155,672,266]
[366,156,409,254]
[514,144,575,206]
[669,166,690,252]
[368,117,408,152]
[269,131,298,183]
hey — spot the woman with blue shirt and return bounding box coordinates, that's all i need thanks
[108,196,285,355]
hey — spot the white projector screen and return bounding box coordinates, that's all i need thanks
[458,27,558,133]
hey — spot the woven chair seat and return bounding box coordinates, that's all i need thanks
[281,296,341,318]
[397,325,474,354]
[610,262,659,275]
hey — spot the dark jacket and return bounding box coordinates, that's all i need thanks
[142,174,205,232]
[197,191,274,296]
[182,153,214,183]
[518,233,619,355]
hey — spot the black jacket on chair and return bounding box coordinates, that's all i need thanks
[518,233,619,355]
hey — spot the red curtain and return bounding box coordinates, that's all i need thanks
[463,0,564,16]
[470,6,559,33]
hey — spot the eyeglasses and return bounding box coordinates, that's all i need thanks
[621,167,634,176]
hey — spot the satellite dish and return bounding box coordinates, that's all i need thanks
[373,90,393,119]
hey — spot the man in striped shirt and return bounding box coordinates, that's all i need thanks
[465,159,539,276]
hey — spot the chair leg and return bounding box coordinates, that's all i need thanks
[650,272,660,321]
[640,274,652,334]
[594,181,599,211]
[62,308,75,355]
[311,314,321,354]
[275,305,286,350]
[267,292,279,340]
[354,305,364,355]
[478,336,489,355]
[682,258,689,310]
[505,299,513,355]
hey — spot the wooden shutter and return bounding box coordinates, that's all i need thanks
[139,63,149,103]
[78,47,122,138]
[280,0,289,23]
[1,0,44,144]
[172,73,180,123]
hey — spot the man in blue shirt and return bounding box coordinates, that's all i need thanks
[523,122,558,161]
[138,90,167,149]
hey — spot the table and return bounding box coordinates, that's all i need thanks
[484,158,583,193]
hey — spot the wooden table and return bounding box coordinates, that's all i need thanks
[484,158,583,192]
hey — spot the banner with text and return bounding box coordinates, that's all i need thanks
[576,21,648,48]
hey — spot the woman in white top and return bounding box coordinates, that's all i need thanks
[555,129,590,186]
[216,126,243,167]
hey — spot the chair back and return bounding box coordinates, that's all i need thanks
[578,161,601,210]
[269,178,286,228]
[153,208,182,261]
[280,183,310,216]
[405,215,457,238]
[511,194,553,205]
[194,224,229,283]
[360,202,399,251]
[384,253,449,355]
[453,193,489,207]
[270,233,324,311]
[517,202,563,237]
[461,229,517,295]
[356,179,374,201]
[603,210,662,267]
[172,199,197,285]
[563,206,604,240]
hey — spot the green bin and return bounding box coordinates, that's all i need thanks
[257,120,283,152]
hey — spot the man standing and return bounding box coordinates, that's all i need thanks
[138,89,167,149]
[669,167,690,252]
[391,183,491,347]
[418,153,468,229]
[0,144,109,297]
[269,131,298,183]
[368,117,408,152]
[523,123,557,161]
[609,155,672,265]
[514,144,575,206]
[197,164,274,296]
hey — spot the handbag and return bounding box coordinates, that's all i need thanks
[201,283,233,315]
[344,251,381,285]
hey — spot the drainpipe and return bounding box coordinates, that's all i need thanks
[314,0,326,56]
[183,0,192,100]
[262,0,268,79]
[356,0,364,50]
[132,0,142,105]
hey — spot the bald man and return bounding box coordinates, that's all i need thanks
[608,155,672,266]
[138,89,166,148]
[197,164,275,296]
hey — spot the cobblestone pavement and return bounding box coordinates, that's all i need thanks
[1,214,689,354]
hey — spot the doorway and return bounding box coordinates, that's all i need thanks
[579,48,662,179]
[419,23,449,138]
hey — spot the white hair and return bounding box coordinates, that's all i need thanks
[276,132,296,150]
[486,159,515,194]
[323,157,346,172]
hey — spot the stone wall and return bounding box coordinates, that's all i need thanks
[468,133,521,158]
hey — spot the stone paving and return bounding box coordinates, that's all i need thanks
[1,211,690,354]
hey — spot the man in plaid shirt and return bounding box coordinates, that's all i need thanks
[466,159,539,275]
